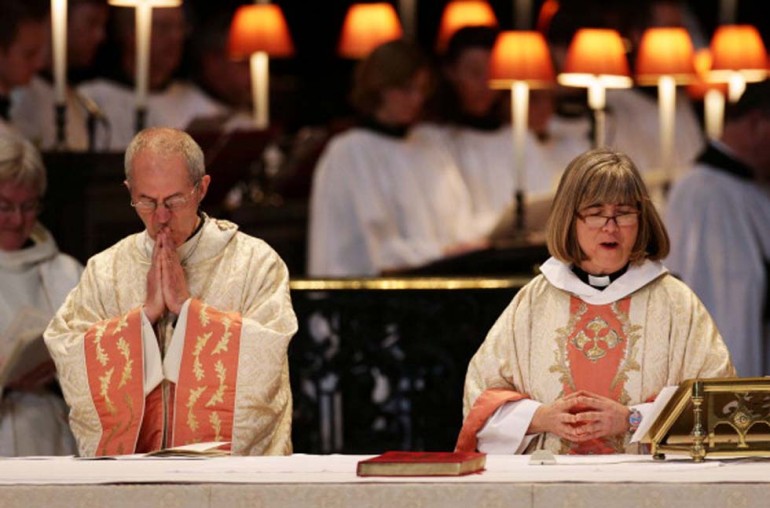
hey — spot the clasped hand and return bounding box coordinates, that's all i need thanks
[528,390,630,442]
[144,228,190,324]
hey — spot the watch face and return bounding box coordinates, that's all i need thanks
[629,409,643,430]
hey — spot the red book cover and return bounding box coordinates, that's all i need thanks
[356,451,486,477]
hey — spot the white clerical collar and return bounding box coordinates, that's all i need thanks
[539,257,668,305]
[588,274,611,287]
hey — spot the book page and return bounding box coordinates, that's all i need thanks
[630,385,679,443]
[0,307,53,388]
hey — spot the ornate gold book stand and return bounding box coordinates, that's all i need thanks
[642,377,770,462]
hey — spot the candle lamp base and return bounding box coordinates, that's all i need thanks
[135,107,147,134]
[54,103,68,151]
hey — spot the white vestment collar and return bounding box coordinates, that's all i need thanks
[134,213,239,266]
[539,256,668,305]
[0,223,58,271]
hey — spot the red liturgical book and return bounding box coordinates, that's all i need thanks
[356,451,486,477]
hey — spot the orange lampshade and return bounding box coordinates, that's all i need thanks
[489,31,554,89]
[228,4,294,59]
[338,3,403,59]
[108,0,181,6]
[535,0,560,35]
[636,27,696,85]
[558,28,632,89]
[709,24,768,84]
[436,0,498,52]
[686,48,728,100]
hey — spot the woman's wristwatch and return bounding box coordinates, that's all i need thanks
[628,407,643,433]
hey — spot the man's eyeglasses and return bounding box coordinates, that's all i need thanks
[577,211,639,229]
[130,184,199,213]
[0,200,42,217]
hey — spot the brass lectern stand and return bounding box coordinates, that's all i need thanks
[643,377,770,462]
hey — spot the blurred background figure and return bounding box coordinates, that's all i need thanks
[421,26,556,240]
[78,4,222,150]
[11,0,109,151]
[665,81,770,378]
[308,40,486,277]
[539,0,705,203]
[0,134,80,456]
[605,0,705,188]
[0,0,49,137]
[188,10,254,131]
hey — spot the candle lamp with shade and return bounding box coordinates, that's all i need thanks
[557,28,633,148]
[489,30,554,235]
[635,27,697,188]
[436,0,498,52]
[228,3,294,130]
[108,0,182,134]
[51,0,68,148]
[687,49,728,140]
[338,3,403,59]
[708,24,768,103]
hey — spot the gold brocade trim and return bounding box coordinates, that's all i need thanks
[205,361,227,408]
[550,303,588,392]
[572,316,621,362]
[199,303,211,327]
[210,413,222,442]
[99,367,116,415]
[607,301,641,397]
[117,337,133,388]
[186,386,207,432]
[192,332,213,382]
[114,313,128,333]
[93,323,109,367]
[211,318,231,355]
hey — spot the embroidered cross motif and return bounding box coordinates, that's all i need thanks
[572,316,622,362]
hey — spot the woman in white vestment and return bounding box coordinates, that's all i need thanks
[457,148,734,455]
[307,40,487,277]
[0,135,80,456]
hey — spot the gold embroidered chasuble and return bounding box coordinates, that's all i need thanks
[459,258,735,454]
[45,216,298,457]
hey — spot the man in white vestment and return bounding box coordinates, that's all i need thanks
[0,134,80,456]
[77,6,223,150]
[457,148,734,455]
[45,127,297,457]
[666,81,770,378]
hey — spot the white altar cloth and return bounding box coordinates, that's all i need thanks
[0,453,766,485]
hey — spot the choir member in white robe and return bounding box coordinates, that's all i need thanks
[607,87,705,181]
[665,81,770,378]
[77,6,224,150]
[457,148,734,455]
[418,27,560,239]
[0,0,48,142]
[0,134,80,456]
[10,0,109,151]
[44,128,297,457]
[308,41,486,277]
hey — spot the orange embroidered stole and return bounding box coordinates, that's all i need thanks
[171,299,242,447]
[559,296,635,454]
[84,309,145,456]
[84,300,242,455]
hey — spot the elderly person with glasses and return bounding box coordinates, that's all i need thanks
[45,127,297,457]
[0,134,80,456]
[456,148,734,456]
